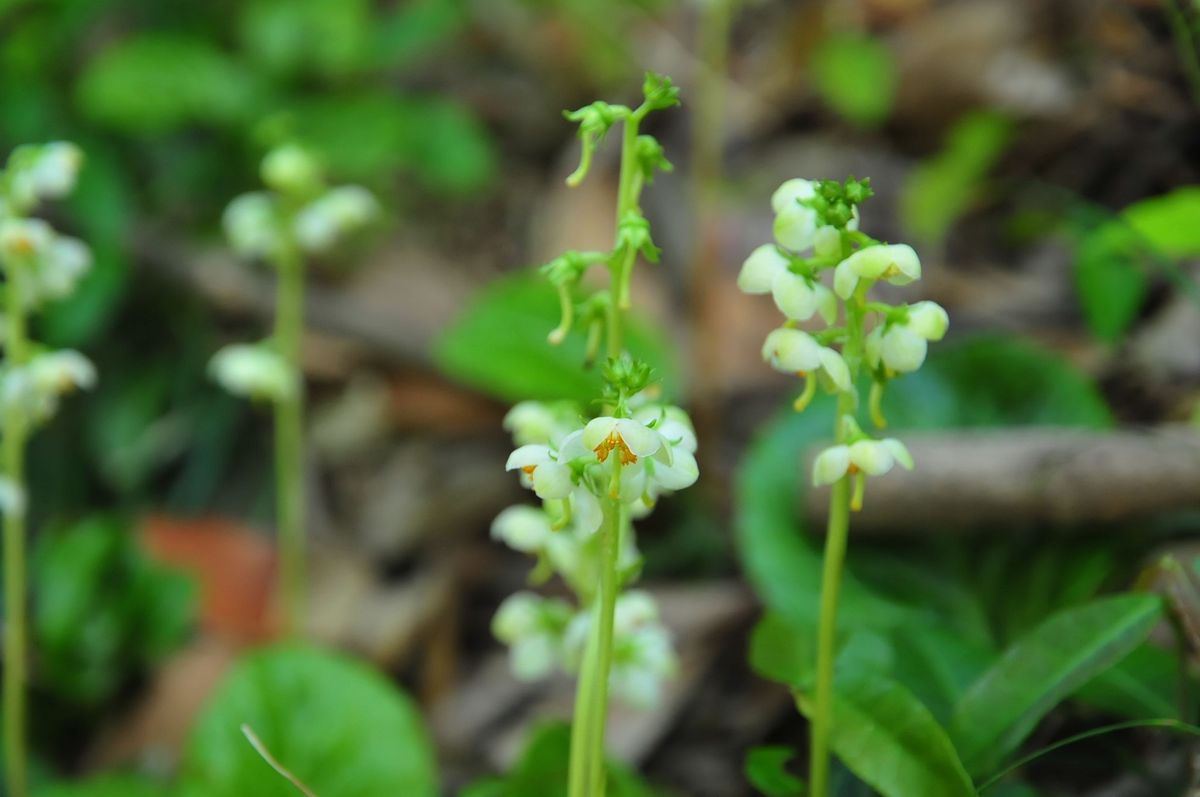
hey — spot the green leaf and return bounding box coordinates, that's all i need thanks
[1075,223,1146,343]
[434,270,679,403]
[77,34,263,134]
[1122,186,1200,257]
[749,611,815,686]
[810,34,894,128]
[35,775,167,797]
[1074,642,1183,720]
[238,0,371,79]
[901,111,1012,244]
[949,593,1163,777]
[795,675,976,797]
[180,644,439,797]
[744,746,805,796]
[370,0,467,69]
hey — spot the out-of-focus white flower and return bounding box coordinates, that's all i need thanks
[633,404,697,454]
[260,144,322,196]
[491,505,554,554]
[771,178,860,254]
[503,401,581,447]
[0,218,54,261]
[223,192,281,259]
[1,349,96,423]
[209,343,296,403]
[761,328,851,391]
[833,243,921,299]
[865,301,949,374]
[492,592,571,681]
[812,438,914,486]
[737,244,837,323]
[9,142,84,206]
[33,235,91,301]
[293,186,378,253]
[564,590,677,707]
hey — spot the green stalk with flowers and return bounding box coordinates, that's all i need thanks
[738,178,948,797]
[0,142,94,797]
[490,74,696,797]
[213,144,377,637]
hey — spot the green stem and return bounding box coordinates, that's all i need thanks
[4,259,30,797]
[585,484,623,794]
[809,265,868,797]
[273,244,305,638]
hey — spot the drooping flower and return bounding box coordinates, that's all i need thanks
[209,343,296,403]
[0,349,96,423]
[506,443,574,499]
[772,178,860,254]
[833,243,921,299]
[761,327,851,391]
[293,186,378,253]
[492,592,573,681]
[738,245,837,323]
[0,218,54,261]
[223,192,281,259]
[564,590,677,707]
[812,437,914,486]
[33,235,91,302]
[8,142,83,206]
[503,400,581,447]
[865,300,949,374]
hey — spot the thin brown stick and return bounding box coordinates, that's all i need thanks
[241,724,320,797]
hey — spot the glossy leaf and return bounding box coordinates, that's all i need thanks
[950,593,1163,777]
[794,675,976,797]
[435,270,679,403]
[180,645,438,797]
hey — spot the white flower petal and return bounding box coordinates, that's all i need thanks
[774,203,818,252]
[771,178,817,214]
[614,418,662,458]
[506,444,552,472]
[532,461,573,500]
[651,448,699,491]
[771,270,818,321]
[864,326,883,370]
[833,259,860,299]
[761,328,822,374]
[582,417,618,451]
[737,244,788,294]
[849,440,895,476]
[881,438,914,470]
[813,225,841,258]
[817,347,851,392]
[881,325,928,373]
[490,505,552,553]
[907,301,949,341]
[572,486,603,534]
[813,445,851,486]
[815,284,838,325]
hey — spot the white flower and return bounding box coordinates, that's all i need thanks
[771,178,817,215]
[761,328,851,391]
[564,590,677,707]
[1,349,96,423]
[503,401,580,447]
[34,235,91,301]
[491,505,553,553]
[293,186,378,253]
[632,404,697,454]
[771,178,860,254]
[0,218,54,261]
[209,343,296,403]
[582,416,664,466]
[812,438,914,486]
[260,144,322,196]
[492,592,571,681]
[865,301,949,374]
[9,142,83,205]
[737,245,837,323]
[223,192,281,259]
[833,244,921,299]
[506,444,574,499]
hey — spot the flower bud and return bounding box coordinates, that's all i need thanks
[209,343,296,403]
[737,244,788,294]
[223,192,281,259]
[491,505,553,553]
[812,444,851,486]
[261,144,323,197]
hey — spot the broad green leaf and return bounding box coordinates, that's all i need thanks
[950,593,1163,777]
[901,111,1011,244]
[1074,642,1183,720]
[744,746,805,796]
[180,644,438,797]
[1075,223,1146,343]
[434,270,679,403]
[1123,186,1200,257]
[77,34,262,134]
[810,34,894,128]
[238,0,371,79]
[749,611,815,686]
[35,775,167,797]
[795,675,976,797]
[889,627,995,724]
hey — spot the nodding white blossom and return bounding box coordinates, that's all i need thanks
[0,477,26,519]
[492,592,572,681]
[506,441,575,499]
[738,245,837,323]
[865,301,950,374]
[223,192,281,259]
[565,590,677,707]
[491,504,555,554]
[1,349,96,423]
[772,178,860,254]
[812,437,914,486]
[293,186,378,254]
[503,400,581,447]
[209,343,296,403]
[0,218,54,261]
[761,327,851,391]
[834,243,921,299]
[260,144,322,197]
[633,404,696,455]
[9,142,84,206]
[33,235,91,302]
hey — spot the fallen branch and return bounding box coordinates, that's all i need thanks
[804,426,1200,534]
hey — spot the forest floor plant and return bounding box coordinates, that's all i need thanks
[490,73,698,797]
[0,142,95,797]
[738,178,948,797]
[213,144,377,637]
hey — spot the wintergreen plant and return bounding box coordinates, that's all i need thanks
[0,141,93,797]
[739,177,947,797]
[213,144,377,637]
[491,73,695,796]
